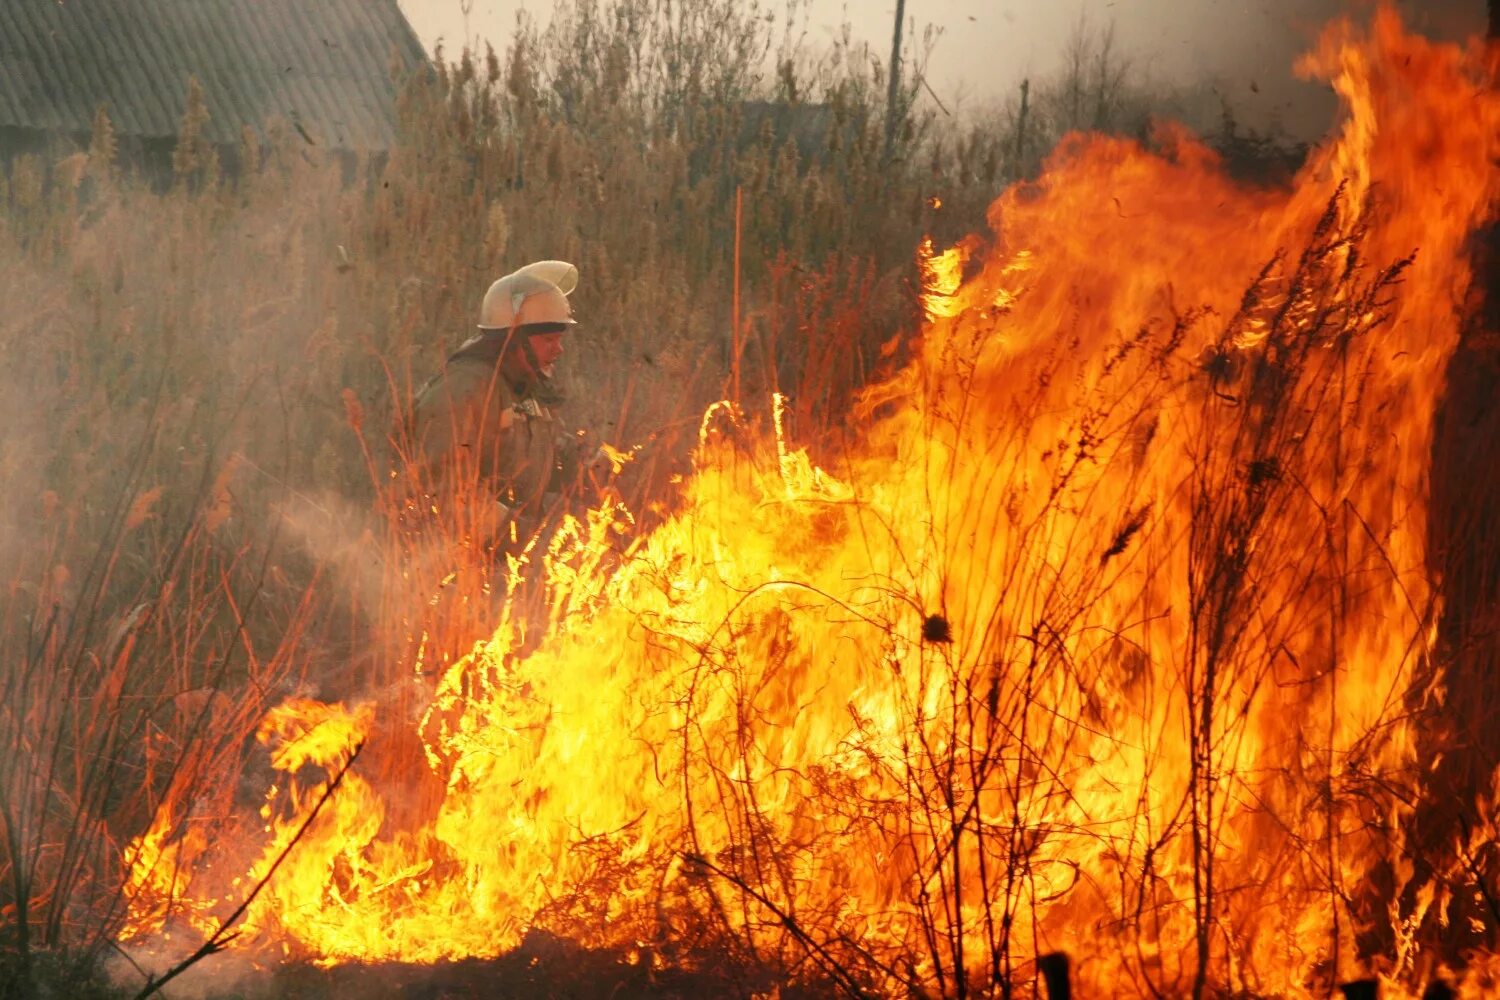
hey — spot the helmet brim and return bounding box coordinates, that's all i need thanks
[477,319,577,333]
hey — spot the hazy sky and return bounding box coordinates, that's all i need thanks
[398,0,1486,135]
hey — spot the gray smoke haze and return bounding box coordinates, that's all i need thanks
[399,0,1486,137]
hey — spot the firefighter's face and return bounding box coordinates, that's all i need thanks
[504,331,566,380]
[530,332,565,371]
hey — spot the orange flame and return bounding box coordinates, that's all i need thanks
[123,11,1500,996]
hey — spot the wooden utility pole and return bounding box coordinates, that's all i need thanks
[1012,78,1030,177]
[883,0,907,163]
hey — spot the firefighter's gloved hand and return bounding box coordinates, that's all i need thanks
[589,442,631,475]
[579,442,630,501]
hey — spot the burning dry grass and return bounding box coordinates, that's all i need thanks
[2,5,1498,1000]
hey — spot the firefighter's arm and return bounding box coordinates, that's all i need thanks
[411,365,494,473]
[410,368,517,539]
[552,428,628,500]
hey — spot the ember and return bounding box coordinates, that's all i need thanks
[113,10,1498,999]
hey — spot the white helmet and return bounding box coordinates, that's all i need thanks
[478,260,579,330]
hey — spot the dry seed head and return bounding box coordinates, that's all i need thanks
[126,485,164,531]
[484,202,509,262]
[88,104,117,179]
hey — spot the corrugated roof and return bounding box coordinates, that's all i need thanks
[0,0,427,148]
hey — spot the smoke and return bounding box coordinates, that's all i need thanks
[0,237,118,605]
[107,941,266,1000]
[1130,0,1486,136]
[934,0,1486,136]
[0,258,55,582]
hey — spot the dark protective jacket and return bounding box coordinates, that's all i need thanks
[407,338,579,548]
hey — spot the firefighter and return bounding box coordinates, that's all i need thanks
[407,259,590,554]
[358,261,600,822]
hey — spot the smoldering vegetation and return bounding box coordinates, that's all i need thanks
[0,1,1419,997]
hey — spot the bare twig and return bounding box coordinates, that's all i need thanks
[685,850,878,999]
[129,742,365,1000]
